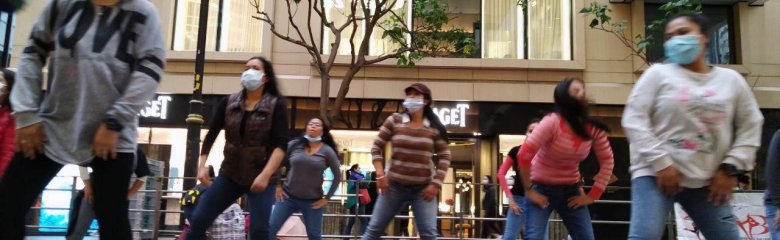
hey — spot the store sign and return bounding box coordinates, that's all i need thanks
[139,95,173,120]
[433,104,470,127]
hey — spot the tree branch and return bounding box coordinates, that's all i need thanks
[253,12,316,51]
[364,47,411,65]
[281,0,319,60]
[349,0,361,66]
[307,0,320,57]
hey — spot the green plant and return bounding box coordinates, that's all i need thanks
[0,0,25,12]
[580,0,702,67]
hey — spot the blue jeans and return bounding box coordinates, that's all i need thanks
[361,181,438,240]
[186,176,276,240]
[524,184,594,240]
[503,195,526,240]
[503,195,548,240]
[628,176,740,240]
[767,204,780,240]
[268,196,323,240]
[342,203,368,238]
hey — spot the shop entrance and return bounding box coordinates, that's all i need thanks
[439,138,478,238]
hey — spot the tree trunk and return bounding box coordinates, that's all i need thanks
[319,72,332,126]
[330,66,360,122]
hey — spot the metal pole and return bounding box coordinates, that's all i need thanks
[152,177,164,239]
[183,0,209,192]
[2,11,13,67]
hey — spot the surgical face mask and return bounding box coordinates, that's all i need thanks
[664,35,702,65]
[241,69,265,91]
[304,134,322,142]
[402,97,425,113]
[481,179,489,185]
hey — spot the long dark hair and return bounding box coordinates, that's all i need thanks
[293,117,338,152]
[668,12,710,36]
[553,78,609,139]
[423,106,449,143]
[347,164,360,177]
[246,56,282,97]
[1,69,14,110]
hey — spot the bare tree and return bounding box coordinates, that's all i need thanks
[250,0,461,124]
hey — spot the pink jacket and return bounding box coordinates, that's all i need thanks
[0,107,15,180]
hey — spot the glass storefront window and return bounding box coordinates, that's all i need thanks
[483,0,522,59]
[325,0,573,60]
[322,0,408,56]
[527,0,572,60]
[173,0,264,52]
[137,127,220,193]
[483,0,572,60]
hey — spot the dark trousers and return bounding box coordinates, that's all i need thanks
[186,176,276,240]
[0,152,134,240]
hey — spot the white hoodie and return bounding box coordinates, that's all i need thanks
[622,63,764,188]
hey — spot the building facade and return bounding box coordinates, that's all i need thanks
[8,0,780,237]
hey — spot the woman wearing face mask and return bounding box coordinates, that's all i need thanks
[0,69,14,181]
[342,164,369,238]
[481,175,502,238]
[188,56,290,240]
[518,78,614,240]
[268,117,341,240]
[623,13,763,240]
[362,83,451,240]
[497,119,542,240]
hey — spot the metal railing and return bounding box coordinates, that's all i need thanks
[23,176,668,239]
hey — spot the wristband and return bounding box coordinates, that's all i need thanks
[104,117,123,132]
[718,163,742,177]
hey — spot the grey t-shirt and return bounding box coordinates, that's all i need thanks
[282,140,341,200]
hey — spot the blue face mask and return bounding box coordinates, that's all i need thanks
[304,134,322,142]
[664,35,702,65]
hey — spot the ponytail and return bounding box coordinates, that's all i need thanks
[423,106,449,143]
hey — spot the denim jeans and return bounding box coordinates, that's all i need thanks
[767,204,780,240]
[268,196,323,240]
[342,204,368,238]
[627,176,740,240]
[186,176,276,240]
[524,184,594,240]
[503,195,549,240]
[361,181,438,240]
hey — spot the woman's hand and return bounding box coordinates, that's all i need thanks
[275,187,288,202]
[508,198,522,215]
[527,190,549,208]
[311,199,328,209]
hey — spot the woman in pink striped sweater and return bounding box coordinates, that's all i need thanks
[517,78,615,240]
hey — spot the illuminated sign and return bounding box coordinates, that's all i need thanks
[139,95,172,120]
[433,103,470,127]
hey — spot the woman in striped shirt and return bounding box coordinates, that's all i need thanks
[361,83,452,240]
[517,78,615,240]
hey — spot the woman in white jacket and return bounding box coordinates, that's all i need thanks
[623,13,764,240]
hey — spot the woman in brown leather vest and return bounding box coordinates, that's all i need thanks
[186,56,289,240]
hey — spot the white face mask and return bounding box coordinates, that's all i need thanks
[481,179,489,185]
[402,97,425,113]
[241,69,265,91]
